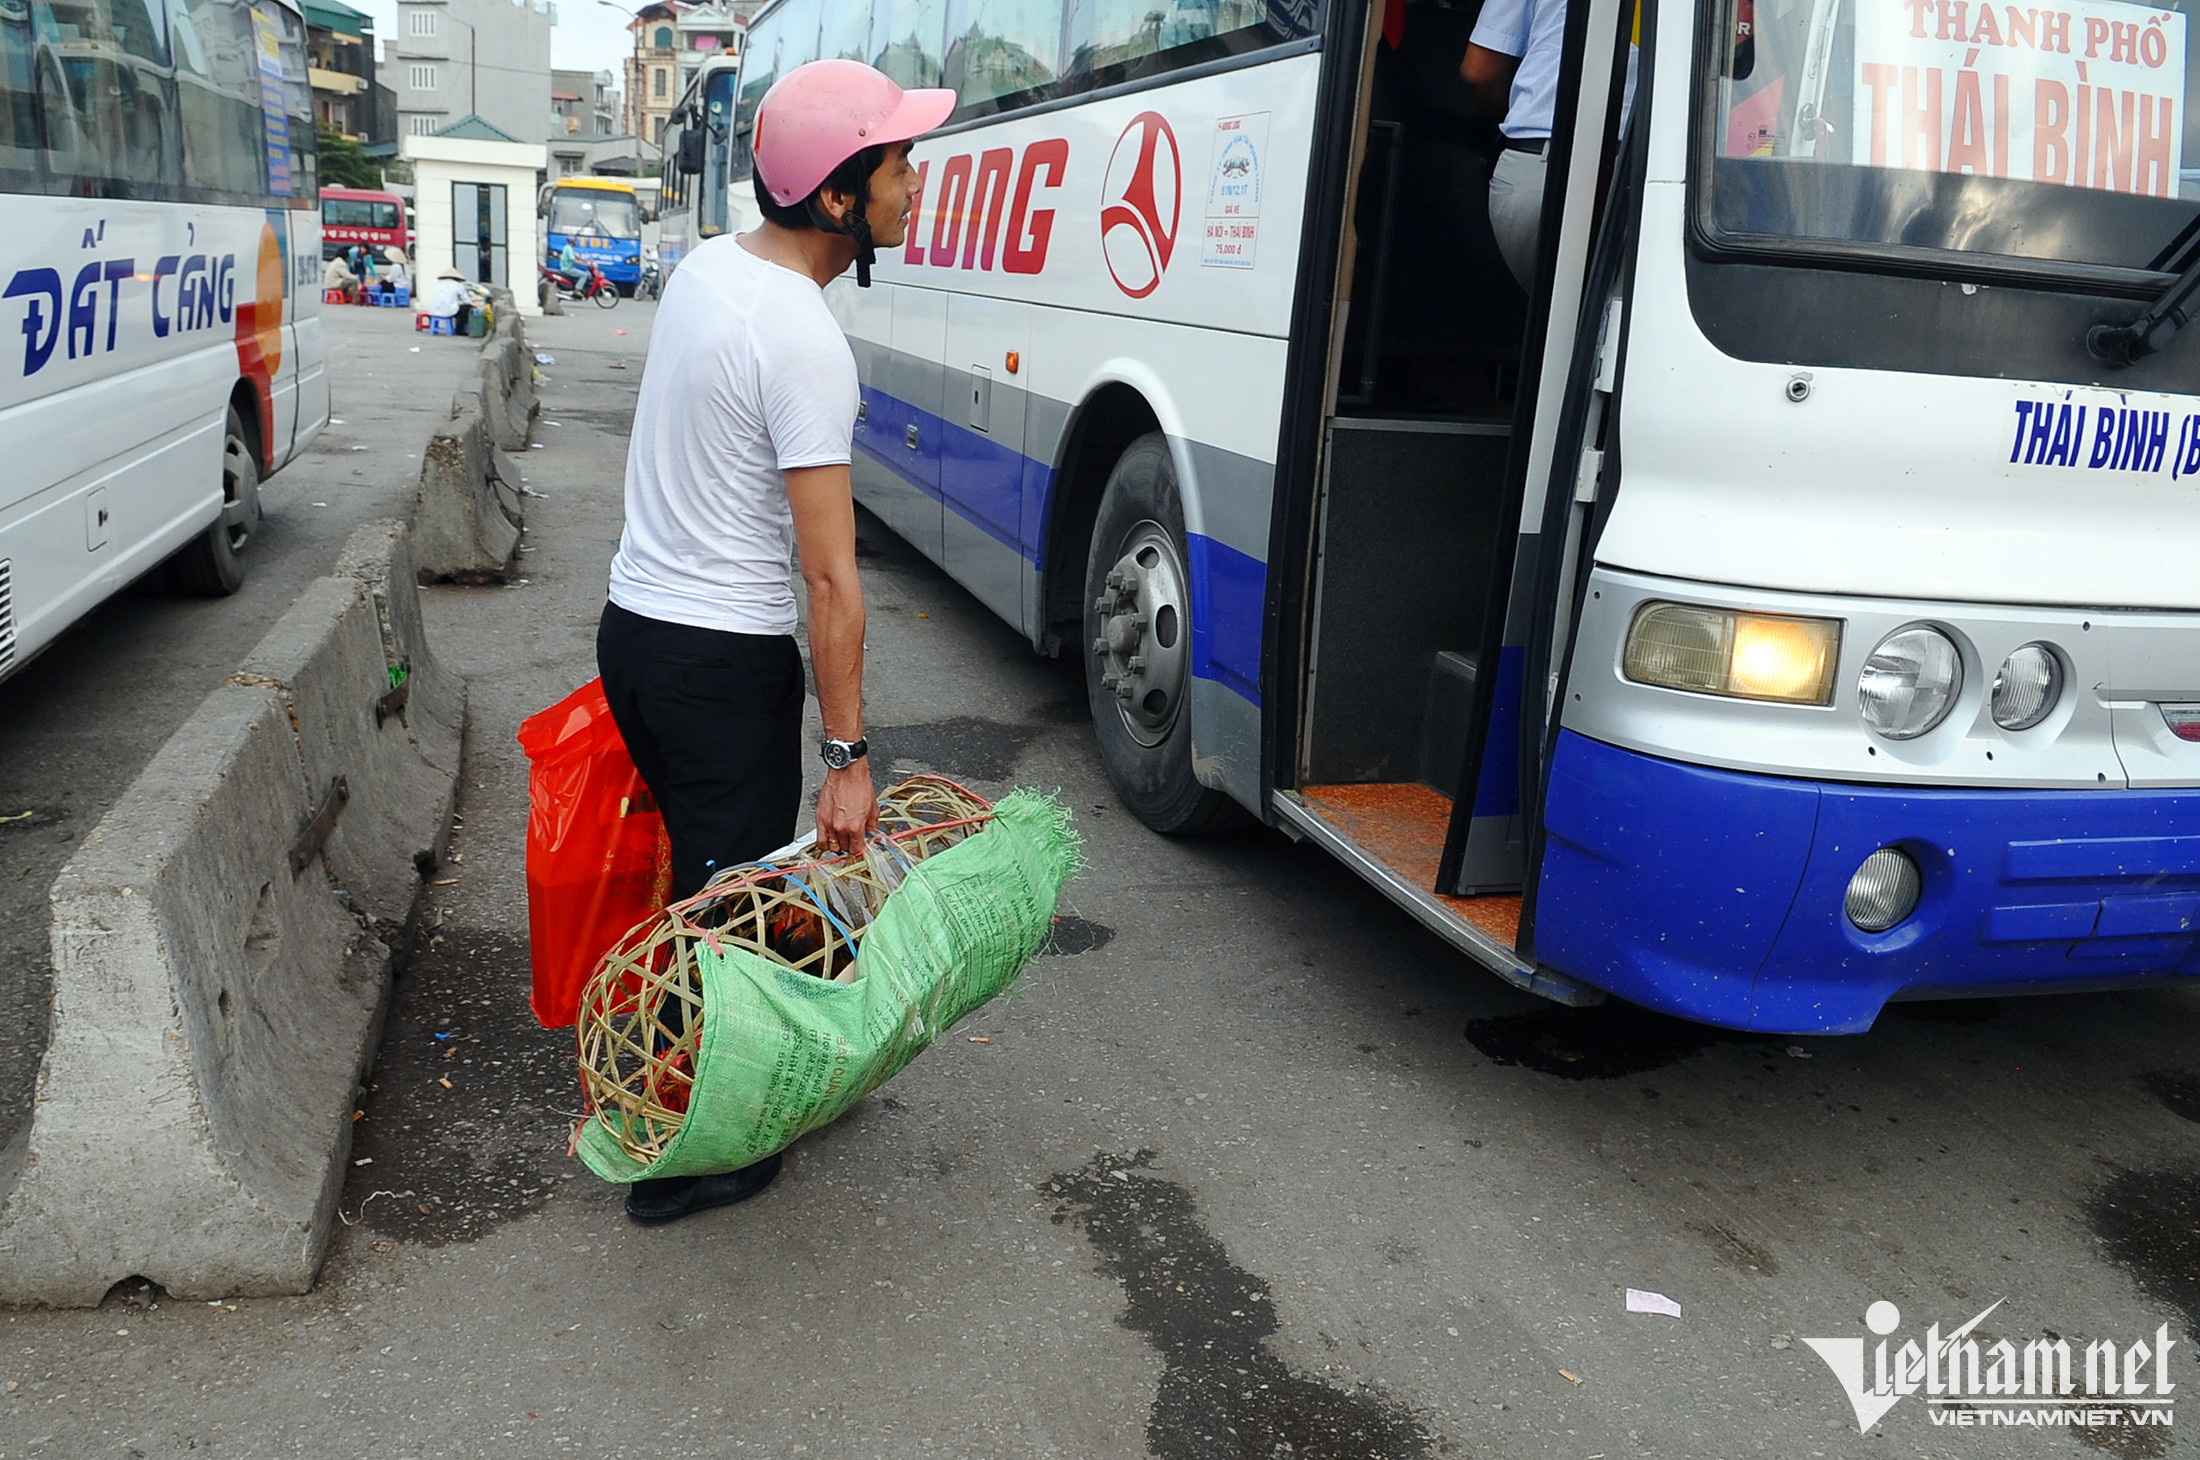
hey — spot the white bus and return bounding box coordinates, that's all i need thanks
[702,0,2200,1032]
[1,0,329,676]
[658,51,742,280]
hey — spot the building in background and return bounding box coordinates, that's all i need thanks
[550,66,618,137]
[306,0,382,141]
[621,2,681,150]
[672,1,745,97]
[401,119,549,309]
[396,0,554,146]
[549,67,645,179]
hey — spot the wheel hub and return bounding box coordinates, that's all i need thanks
[1091,520,1189,747]
[218,433,261,550]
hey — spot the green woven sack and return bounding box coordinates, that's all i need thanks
[577,790,1077,1182]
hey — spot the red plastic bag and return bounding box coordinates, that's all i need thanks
[518,679,671,1028]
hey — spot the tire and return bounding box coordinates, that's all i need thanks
[1083,432,1251,835]
[169,404,260,597]
[592,282,620,309]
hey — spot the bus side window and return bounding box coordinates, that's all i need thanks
[872,0,948,89]
[0,2,46,187]
[822,0,872,61]
[944,0,1061,112]
[172,0,266,201]
[267,0,314,198]
[31,0,179,193]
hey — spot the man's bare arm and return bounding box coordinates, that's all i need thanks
[786,462,879,852]
[1461,43,1520,120]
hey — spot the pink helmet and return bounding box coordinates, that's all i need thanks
[752,60,956,208]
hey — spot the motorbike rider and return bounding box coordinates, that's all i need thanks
[556,239,591,295]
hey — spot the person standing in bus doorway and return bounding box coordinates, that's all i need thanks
[1464,0,1638,290]
[1462,0,1567,290]
[594,59,953,1227]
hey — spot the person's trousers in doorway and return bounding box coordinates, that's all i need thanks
[1488,142,1548,291]
[595,600,805,902]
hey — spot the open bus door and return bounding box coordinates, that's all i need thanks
[1268,0,1646,1003]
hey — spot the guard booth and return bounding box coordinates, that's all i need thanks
[401,117,549,314]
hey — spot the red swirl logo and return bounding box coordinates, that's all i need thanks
[1100,111,1179,299]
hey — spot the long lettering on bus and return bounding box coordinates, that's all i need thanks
[899,138,1070,276]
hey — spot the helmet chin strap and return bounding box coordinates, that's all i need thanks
[806,195,877,288]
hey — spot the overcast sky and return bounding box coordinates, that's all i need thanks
[350,0,640,85]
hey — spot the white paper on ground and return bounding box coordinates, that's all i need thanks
[1625,1289,1682,1318]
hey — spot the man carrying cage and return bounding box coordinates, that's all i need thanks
[593,59,956,1226]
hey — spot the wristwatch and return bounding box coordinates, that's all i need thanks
[820,735,868,770]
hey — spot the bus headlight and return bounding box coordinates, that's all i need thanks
[1858,626,1962,740]
[1989,643,2063,731]
[1622,603,1840,705]
[1845,847,1922,932]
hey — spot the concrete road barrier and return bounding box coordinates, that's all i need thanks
[411,404,521,583]
[0,685,392,1305]
[479,335,537,453]
[233,577,457,930]
[412,294,536,583]
[0,520,465,1304]
[333,518,465,767]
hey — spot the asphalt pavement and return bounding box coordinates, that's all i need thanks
[3,300,2199,1460]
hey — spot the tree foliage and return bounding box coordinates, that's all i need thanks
[316,127,382,190]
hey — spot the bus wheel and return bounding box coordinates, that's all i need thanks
[171,405,260,597]
[1083,432,1248,835]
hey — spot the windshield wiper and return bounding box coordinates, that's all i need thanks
[2089,225,2200,366]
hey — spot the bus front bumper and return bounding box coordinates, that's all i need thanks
[1535,731,2200,1034]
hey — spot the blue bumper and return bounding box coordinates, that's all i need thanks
[1536,731,2200,1033]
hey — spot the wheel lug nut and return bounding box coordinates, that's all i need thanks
[1127,655,1145,672]
[1091,637,1110,655]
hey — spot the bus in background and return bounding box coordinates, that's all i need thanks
[656,53,741,280]
[541,176,643,293]
[319,185,406,260]
[0,0,330,676]
[715,0,2200,1033]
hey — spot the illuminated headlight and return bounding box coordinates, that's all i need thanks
[1845,847,1922,932]
[1858,626,1962,740]
[1623,603,1840,705]
[1989,643,2063,731]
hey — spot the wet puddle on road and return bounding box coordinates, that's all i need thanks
[1047,1150,1439,1459]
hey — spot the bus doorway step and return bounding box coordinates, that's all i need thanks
[1274,785,1603,1007]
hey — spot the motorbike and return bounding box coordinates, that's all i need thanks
[541,259,620,309]
[637,249,663,302]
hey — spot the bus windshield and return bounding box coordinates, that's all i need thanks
[548,190,641,240]
[324,198,399,229]
[1702,0,2200,273]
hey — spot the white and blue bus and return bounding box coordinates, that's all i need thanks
[702,0,2200,1032]
[658,52,741,280]
[1,0,329,658]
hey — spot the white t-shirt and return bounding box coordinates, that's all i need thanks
[607,234,858,636]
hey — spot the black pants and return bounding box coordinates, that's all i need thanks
[596,601,805,901]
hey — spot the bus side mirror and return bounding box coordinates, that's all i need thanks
[677,127,704,176]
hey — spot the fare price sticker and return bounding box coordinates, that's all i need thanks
[1202,113,1270,269]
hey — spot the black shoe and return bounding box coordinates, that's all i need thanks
[623,1152,784,1226]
